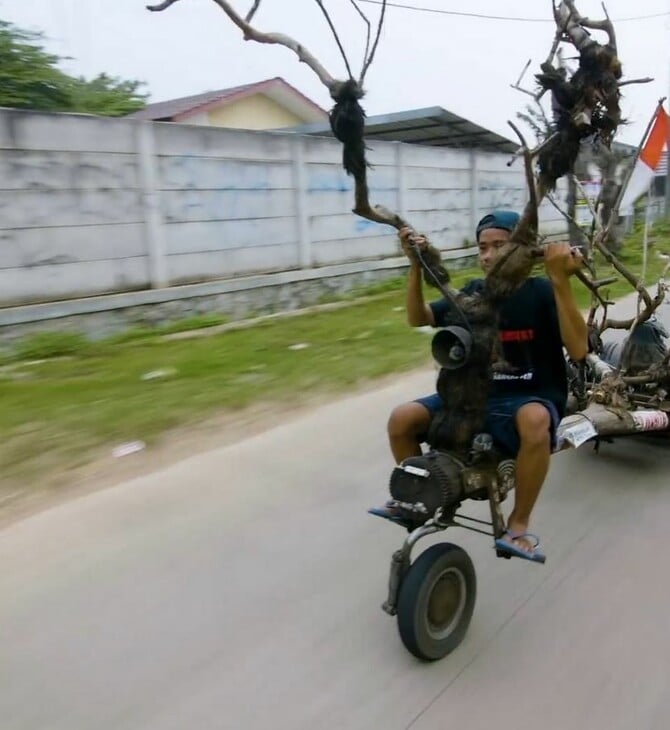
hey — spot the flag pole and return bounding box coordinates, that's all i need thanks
[663,61,670,220]
[614,96,667,216]
[666,61,670,218]
[641,180,652,284]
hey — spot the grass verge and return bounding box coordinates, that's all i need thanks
[1,220,668,492]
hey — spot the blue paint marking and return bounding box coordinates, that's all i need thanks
[307,173,351,192]
[173,156,272,191]
[355,219,386,233]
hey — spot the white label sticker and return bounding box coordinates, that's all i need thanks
[557,416,598,448]
[401,465,430,478]
[631,410,669,432]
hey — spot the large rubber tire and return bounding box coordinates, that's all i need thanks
[396,543,476,661]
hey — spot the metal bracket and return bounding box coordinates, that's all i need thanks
[486,476,509,559]
[381,519,445,615]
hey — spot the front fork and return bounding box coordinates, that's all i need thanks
[381,522,443,615]
[381,475,510,615]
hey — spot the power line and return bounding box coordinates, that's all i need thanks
[358,0,670,24]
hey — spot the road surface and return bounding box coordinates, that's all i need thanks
[2,298,670,730]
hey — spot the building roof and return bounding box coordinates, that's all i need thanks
[128,77,328,122]
[289,106,520,153]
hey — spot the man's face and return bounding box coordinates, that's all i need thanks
[477,228,511,273]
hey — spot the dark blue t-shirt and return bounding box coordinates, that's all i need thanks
[430,277,568,414]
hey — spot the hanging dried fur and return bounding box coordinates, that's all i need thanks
[428,293,499,451]
[328,79,369,179]
[329,78,450,288]
[535,36,622,192]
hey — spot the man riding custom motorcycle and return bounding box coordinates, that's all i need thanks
[373,210,588,563]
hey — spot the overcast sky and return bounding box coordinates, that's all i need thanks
[2,0,669,146]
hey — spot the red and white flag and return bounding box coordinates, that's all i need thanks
[619,104,669,215]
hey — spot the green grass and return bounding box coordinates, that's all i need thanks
[13,331,89,362]
[1,222,667,490]
[0,293,435,485]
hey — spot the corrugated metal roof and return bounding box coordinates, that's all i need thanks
[289,106,519,153]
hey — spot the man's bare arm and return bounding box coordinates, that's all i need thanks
[399,227,435,327]
[544,243,588,361]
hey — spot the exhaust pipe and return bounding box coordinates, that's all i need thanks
[558,402,669,449]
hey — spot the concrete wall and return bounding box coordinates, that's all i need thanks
[0,107,567,308]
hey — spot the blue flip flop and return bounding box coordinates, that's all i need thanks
[494,529,546,564]
[368,502,413,528]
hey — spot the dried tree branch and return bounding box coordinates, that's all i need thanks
[546,3,572,67]
[147,0,407,244]
[314,0,353,80]
[561,0,616,51]
[508,121,538,235]
[618,77,653,88]
[585,268,618,325]
[591,276,618,291]
[516,4,666,348]
[360,0,386,84]
[147,0,181,9]
[592,235,653,308]
[354,198,406,228]
[563,99,667,337]
[572,176,599,222]
[245,0,261,22]
[599,1,616,50]
[510,81,552,136]
[586,194,659,330]
[578,272,612,309]
[348,0,371,74]
[514,58,532,88]
[513,86,541,100]
[600,285,666,331]
[147,0,339,89]
[582,273,616,309]
[507,122,566,246]
[544,192,603,287]
[554,1,591,51]
[545,192,589,248]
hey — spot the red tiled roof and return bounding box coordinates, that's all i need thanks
[128,77,326,121]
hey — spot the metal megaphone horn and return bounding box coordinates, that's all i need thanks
[431,326,473,370]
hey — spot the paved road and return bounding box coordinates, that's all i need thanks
[2,298,670,730]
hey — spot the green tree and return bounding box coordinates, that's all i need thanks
[66,73,147,116]
[0,20,71,111]
[0,20,147,116]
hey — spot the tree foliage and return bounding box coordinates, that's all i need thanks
[0,20,147,116]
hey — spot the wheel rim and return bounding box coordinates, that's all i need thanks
[425,567,467,640]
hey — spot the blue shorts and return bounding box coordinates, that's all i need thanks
[415,393,561,457]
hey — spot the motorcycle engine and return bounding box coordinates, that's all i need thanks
[388,451,465,526]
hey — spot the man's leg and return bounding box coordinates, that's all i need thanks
[371,400,435,521]
[387,401,433,463]
[504,402,552,552]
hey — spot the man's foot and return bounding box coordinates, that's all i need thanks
[494,528,546,564]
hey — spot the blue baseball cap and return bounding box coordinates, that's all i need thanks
[476,210,520,241]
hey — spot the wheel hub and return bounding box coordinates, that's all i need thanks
[426,568,466,639]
